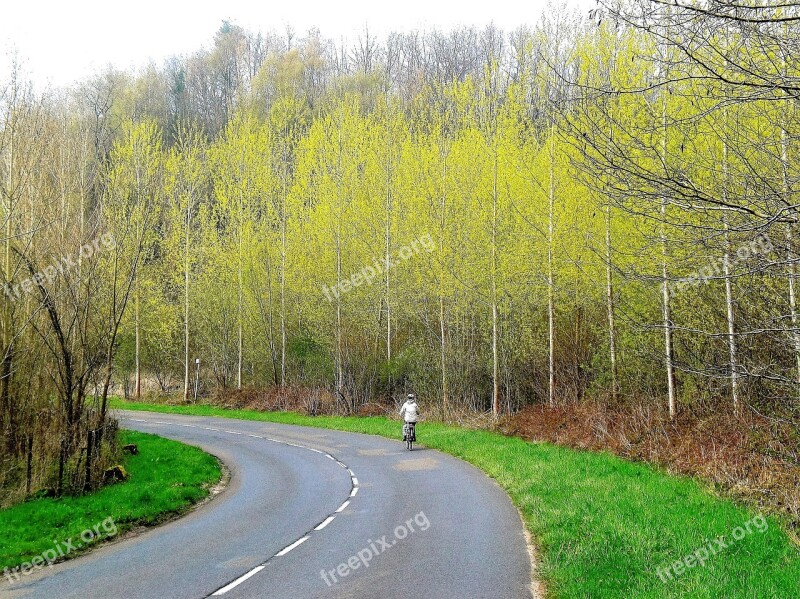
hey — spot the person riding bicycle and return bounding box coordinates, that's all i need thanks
[399,393,419,441]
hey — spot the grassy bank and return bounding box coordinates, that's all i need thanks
[0,430,221,575]
[111,399,798,598]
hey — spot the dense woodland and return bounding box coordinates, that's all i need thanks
[1,1,799,501]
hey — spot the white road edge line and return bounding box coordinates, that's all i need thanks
[314,516,335,530]
[211,566,265,595]
[352,477,359,486]
[335,500,350,513]
[350,487,359,497]
[275,536,309,556]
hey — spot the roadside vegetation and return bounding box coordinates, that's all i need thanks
[113,399,800,598]
[1,6,798,598]
[3,5,800,517]
[0,430,221,574]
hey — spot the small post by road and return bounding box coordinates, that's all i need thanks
[194,358,200,402]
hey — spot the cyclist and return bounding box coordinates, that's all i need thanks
[399,393,419,443]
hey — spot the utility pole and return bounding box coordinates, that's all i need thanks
[193,358,200,403]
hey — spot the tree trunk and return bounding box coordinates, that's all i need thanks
[237,183,244,390]
[1,98,14,447]
[722,135,739,413]
[604,103,619,403]
[336,223,343,405]
[604,204,619,402]
[547,125,556,408]
[25,434,33,496]
[781,124,800,385]
[237,223,243,390]
[723,222,739,413]
[491,153,500,418]
[661,99,677,419]
[280,167,287,387]
[335,127,344,407]
[439,158,449,415]
[787,224,800,385]
[184,203,191,401]
[134,274,141,400]
[84,429,94,492]
[385,157,392,364]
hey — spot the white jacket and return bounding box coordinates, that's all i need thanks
[399,400,419,423]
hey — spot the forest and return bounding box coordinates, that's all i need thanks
[1,1,798,507]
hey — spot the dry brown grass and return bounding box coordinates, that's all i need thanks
[207,386,337,415]
[502,401,800,535]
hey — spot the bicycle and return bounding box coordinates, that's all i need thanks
[402,422,417,450]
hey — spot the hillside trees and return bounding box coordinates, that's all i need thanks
[5,9,800,505]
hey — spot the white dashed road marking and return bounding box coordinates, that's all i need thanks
[275,536,310,557]
[124,415,359,597]
[314,516,336,531]
[211,566,265,596]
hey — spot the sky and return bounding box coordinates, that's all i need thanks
[0,0,587,88]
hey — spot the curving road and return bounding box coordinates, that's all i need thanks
[2,411,534,599]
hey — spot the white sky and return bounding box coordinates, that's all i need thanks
[1,0,588,88]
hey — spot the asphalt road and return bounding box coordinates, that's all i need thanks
[2,411,533,599]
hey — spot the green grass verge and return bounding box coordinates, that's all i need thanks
[0,430,221,575]
[111,398,798,598]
